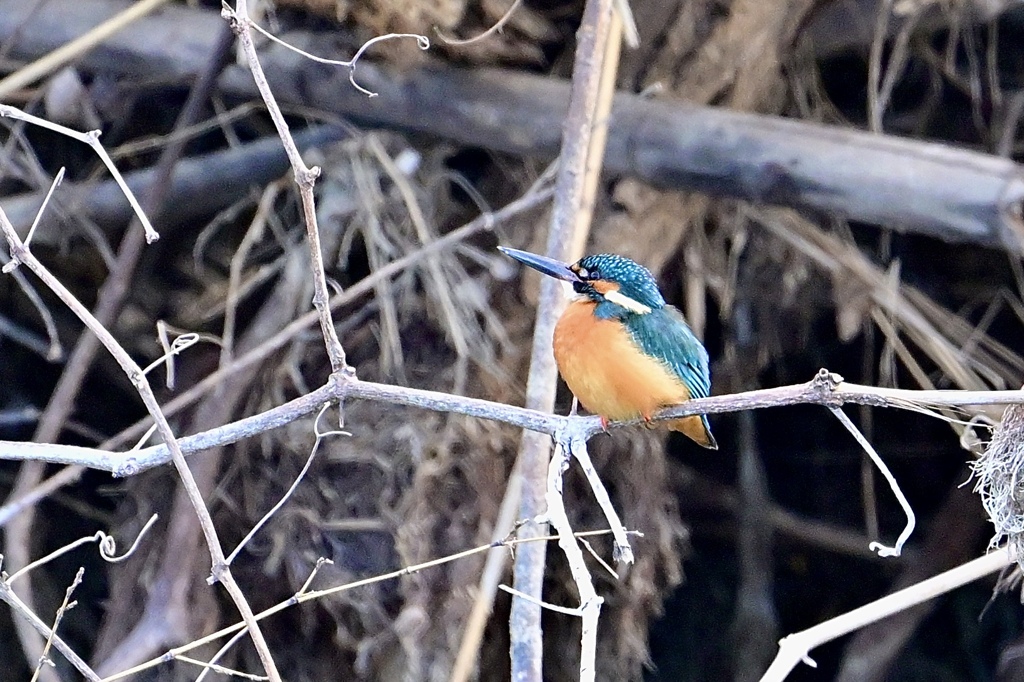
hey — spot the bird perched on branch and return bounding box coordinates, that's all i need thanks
[499,246,717,449]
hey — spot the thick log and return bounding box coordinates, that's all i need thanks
[1,0,1023,250]
[0,127,346,245]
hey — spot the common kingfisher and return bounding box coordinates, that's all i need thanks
[499,246,717,450]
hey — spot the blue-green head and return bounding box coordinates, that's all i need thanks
[498,247,666,317]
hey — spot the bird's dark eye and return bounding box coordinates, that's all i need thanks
[589,268,601,280]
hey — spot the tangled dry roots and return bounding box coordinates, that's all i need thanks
[973,403,1024,565]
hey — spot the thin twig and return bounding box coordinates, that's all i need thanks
[0,256,62,360]
[141,333,200,380]
[23,167,63,248]
[829,406,916,557]
[30,567,84,682]
[297,557,333,596]
[566,437,632,563]
[0,105,157,242]
[155,321,175,389]
[99,529,628,682]
[192,625,252,682]
[579,536,618,579]
[177,655,267,681]
[498,584,584,616]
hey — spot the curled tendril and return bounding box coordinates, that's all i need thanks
[6,514,159,584]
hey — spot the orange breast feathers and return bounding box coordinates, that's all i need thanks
[553,299,694,425]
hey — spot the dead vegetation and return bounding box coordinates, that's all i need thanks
[2,0,1024,681]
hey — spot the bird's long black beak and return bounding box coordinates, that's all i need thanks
[498,246,580,282]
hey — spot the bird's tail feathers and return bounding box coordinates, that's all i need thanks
[667,414,717,450]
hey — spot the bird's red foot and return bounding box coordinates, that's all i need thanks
[600,415,610,431]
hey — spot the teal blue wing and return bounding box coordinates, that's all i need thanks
[627,307,711,400]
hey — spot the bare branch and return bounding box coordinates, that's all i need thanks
[0,105,157,242]
[0,205,282,682]
[30,568,84,682]
[99,529,631,682]
[0,574,100,681]
[2,370,1021,477]
[222,0,350,374]
[759,547,1016,682]
[541,441,603,681]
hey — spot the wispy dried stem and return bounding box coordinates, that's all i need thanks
[30,568,84,682]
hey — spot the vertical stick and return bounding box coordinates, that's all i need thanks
[508,0,617,678]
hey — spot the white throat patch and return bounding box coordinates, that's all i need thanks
[603,289,652,315]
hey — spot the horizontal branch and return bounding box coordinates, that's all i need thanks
[1,369,1020,475]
